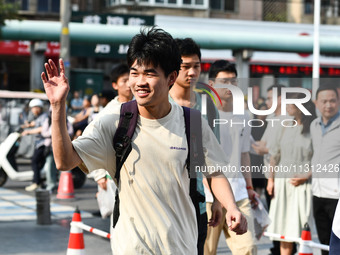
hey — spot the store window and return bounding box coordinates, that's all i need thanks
[304,0,313,14]
[21,0,29,10]
[210,0,237,12]
[225,0,235,11]
[51,0,60,12]
[183,0,204,5]
[37,0,60,12]
[108,0,206,8]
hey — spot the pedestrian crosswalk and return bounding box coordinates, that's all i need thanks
[0,188,92,221]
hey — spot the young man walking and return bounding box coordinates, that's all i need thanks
[204,60,258,255]
[41,27,246,254]
[169,37,222,255]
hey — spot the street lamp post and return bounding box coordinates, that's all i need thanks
[60,0,71,79]
[312,0,321,100]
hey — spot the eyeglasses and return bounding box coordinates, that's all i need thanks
[213,78,238,86]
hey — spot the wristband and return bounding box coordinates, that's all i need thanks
[246,186,253,190]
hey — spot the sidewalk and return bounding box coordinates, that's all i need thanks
[1,218,112,255]
[0,178,323,255]
[0,183,272,255]
[0,180,112,255]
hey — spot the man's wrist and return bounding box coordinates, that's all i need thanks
[226,203,238,212]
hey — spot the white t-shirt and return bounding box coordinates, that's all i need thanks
[110,96,121,107]
[218,111,251,202]
[72,102,228,254]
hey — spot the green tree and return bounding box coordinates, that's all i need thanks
[0,0,20,26]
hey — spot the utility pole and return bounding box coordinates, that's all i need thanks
[312,0,321,100]
[60,0,71,78]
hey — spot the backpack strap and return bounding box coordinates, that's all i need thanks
[112,100,138,227]
[182,106,205,177]
[182,106,206,226]
[113,100,139,183]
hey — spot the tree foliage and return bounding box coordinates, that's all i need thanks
[0,0,20,26]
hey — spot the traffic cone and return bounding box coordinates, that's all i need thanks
[56,171,75,199]
[67,207,85,255]
[299,223,313,255]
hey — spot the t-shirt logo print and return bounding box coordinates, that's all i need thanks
[170,146,186,151]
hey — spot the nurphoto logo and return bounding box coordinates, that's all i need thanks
[197,82,312,128]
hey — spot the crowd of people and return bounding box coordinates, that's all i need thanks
[21,85,116,192]
[16,27,339,255]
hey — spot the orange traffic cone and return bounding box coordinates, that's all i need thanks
[57,171,75,199]
[67,207,85,255]
[299,223,313,255]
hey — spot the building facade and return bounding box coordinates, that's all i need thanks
[1,0,340,93]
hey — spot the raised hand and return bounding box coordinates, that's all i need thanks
[41,59,69,105]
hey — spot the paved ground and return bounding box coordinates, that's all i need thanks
[0,177,112,255]
[0,175,324,255]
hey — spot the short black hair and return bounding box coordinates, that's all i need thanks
[267,84,286,97]
[208,60,238,78]
[316,86,339,100]
[111,63,129,83]
[175,38,201,61]
[99,89,116,101]
[127,26,181,77]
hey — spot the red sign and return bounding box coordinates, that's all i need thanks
[45,42,60,56]
[0,40,30,56]
[0,40,60,57]
[251,64,340,76]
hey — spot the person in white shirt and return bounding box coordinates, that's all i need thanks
[169,38,223,255]
[41,27,247,255]
[204,60,258,255]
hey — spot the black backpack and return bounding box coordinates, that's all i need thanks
[112,100,206,229]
